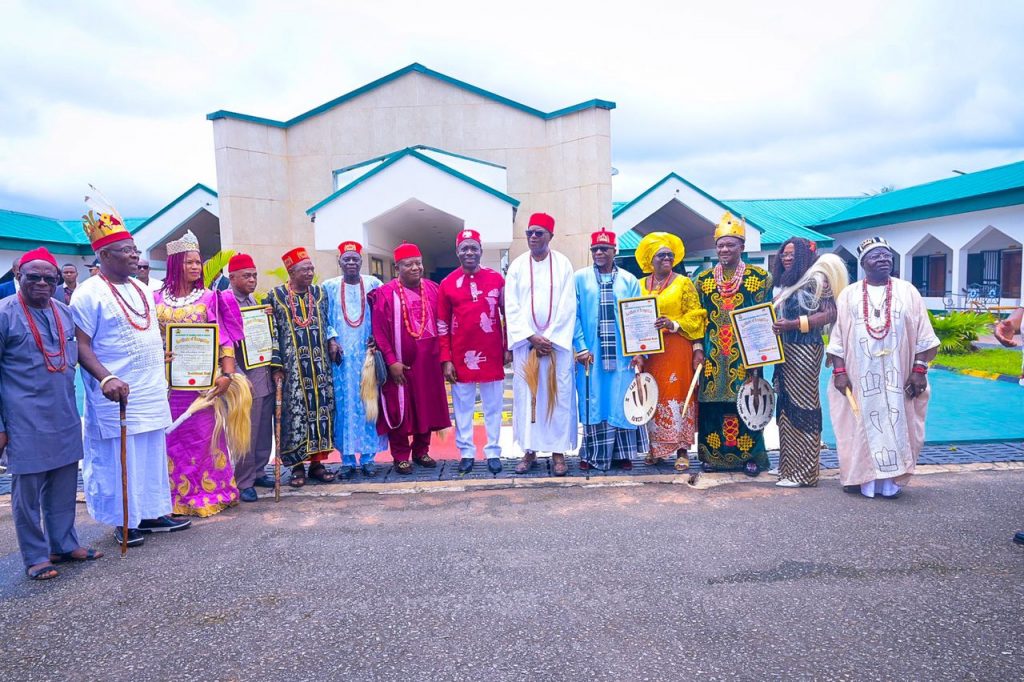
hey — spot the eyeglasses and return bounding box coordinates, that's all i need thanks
[137,265,150,270]
[525,229,549,238]
[107,246,141,256]
[591,246,613,253]
[653,252,675,260]
[23,274,61,285]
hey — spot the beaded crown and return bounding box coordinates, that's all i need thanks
[166,229,201,256]
[714,211,746,242]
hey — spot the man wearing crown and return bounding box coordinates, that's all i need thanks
[437,229,510,475]
[267,247,340,486]
[827,237,939,499]
[369,243,450,474]
[505,212,578,476]
[573,228,649,471]
[694,212,773,476]
[72,189,189,548]
[1,247,103,580]
[322,241,386,479]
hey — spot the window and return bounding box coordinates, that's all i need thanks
[911,255,947,297]
[370,257,384,279]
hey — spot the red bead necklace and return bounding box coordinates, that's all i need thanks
[713,261,746,296]
[340,277,366,328]
[397,281,428,339]
[18,293,68,373]
[647,272,676,294]
[529,254,554,333]
[99,273,151,330]
[287,286,314,329]
[862,278,893,340]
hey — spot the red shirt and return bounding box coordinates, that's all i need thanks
[437,267,507,383]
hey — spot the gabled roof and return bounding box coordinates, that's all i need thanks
[308,147,519,215]
[815,160,1024,232]
[133,183,217,232]
[0,209,147,254]
[611,172,759,230]
[208,63,616,128]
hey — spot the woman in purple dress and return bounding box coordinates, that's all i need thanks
[155,231,244,517]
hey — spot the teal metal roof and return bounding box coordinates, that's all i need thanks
[815,160,1024,232]
[209,63,615,128]
[0,209,147,254]
[722,197,857,247]
[309,147,519,215]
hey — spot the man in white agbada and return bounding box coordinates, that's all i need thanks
[505,212,578,476]
[827,237,939,499]
[72,193,190,547]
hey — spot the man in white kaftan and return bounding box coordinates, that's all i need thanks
[826,237,939,498]
[505,212,578,476]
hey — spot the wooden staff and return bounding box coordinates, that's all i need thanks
[274,376,283,503]
[680,362,703,422]
[119,397,128,559]
[844,387,861,420]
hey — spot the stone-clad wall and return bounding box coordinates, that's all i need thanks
[212,70,612,278]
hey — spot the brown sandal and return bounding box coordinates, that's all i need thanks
[308,463,336,483]
[644,454,664,466]
[674,457,689,472]
[289,465,306,488]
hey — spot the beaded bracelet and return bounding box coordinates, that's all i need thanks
[912,365,928,374]
[833,367,847,375]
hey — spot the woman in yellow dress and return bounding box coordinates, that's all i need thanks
[635,233,707,470]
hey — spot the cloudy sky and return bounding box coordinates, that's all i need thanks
[2,0,1022,219]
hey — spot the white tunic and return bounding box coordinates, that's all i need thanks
[71,276,172,526]
[505,249,578,452]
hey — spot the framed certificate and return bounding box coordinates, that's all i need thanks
[165,323,219,390]
[728,303,785,369]
[239,305,274,369]
[617,296,664,356]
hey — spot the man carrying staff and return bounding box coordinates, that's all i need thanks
[827,237,939,499]
[227,253,276,502]
[323,241,385,479]
[573,228,649,471]
[267,247,340,486]
[694,212,773,476]
[72,191,189,547]
[1,247,102,580]
[438,229,510,475]
[370,243,450,475]
[505,213,577,476]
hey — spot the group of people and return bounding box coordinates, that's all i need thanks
[2,197,943,581]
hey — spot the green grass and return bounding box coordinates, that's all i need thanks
[935,348,1023,376]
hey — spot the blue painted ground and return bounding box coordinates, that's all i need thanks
[763,365,1024,446]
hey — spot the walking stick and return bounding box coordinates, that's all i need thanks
[119,397,129,559]
[274,376,283,503]
[680,362,703,422]
[844,387,861,420]
[583,360,592,452]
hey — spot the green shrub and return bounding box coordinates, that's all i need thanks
[927,310,994,354]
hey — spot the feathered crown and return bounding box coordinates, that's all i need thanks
[714,211,746,242]
[166,229,201,256]
[82,185,131,251]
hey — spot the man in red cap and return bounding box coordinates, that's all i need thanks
[1,247,104,580]
[573,228,650,471]
[505,212,578,476]
[322,241,386,479]
[438,229,510,474]
[267,247,341,486]
[227,253,276,501]
[370,242,451,474]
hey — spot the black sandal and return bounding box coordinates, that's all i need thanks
[744,461,761,477]
[26,564,58,581]
[289,465,306,488]
[50,548,103,564]
[308,464,336,483]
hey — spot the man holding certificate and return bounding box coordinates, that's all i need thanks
[694,212,773,476]
[228,253,277,501]
[573,228,649,471]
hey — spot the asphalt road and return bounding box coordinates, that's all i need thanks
[0,471,1022,681]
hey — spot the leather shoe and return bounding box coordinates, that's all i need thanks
[515,451,537,474]
[551,453,568,477]
[361,462,377,478]
[253,475,276,488]
[579,460,592,471]
[338,465,356,480]
[487,458,502,474]
[457,458,474,474]
[240,487,258,502]
[413,453,437,468]
[114,527,145,547]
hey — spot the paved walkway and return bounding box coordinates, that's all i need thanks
[0,470,1020,681]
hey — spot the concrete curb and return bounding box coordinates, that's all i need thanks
[932,364,1021,383]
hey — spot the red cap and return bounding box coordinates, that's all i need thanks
[19,247,59,270]
[528,212,555,234]
[590,228,616,248]
[456,229,482,246]
[393,242,422,262]
[282,247,311,270]
[338,241,362,255]
[228,253,256,273]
